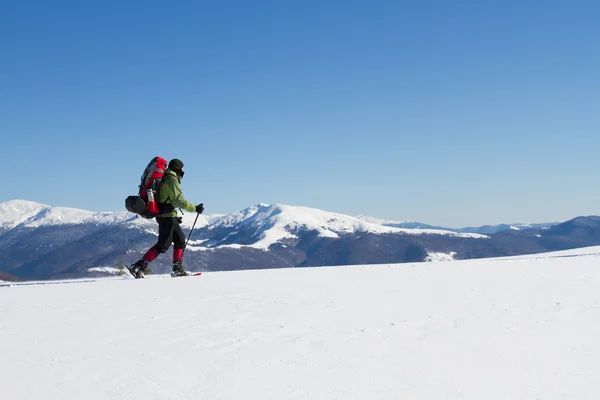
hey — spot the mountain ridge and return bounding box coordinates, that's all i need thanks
[1,199,551,234]
[2,199,599,281]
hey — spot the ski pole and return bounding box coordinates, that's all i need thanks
[183,212,200,255]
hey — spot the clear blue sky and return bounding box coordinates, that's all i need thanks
[1,0,599,227]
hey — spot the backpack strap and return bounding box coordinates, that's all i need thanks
[158,173,177,215]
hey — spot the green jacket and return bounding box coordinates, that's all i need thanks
[157,169,196,217]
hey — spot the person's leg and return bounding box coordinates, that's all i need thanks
[172,219,187,274]
[132,217,174,276]
[153,217,176,255]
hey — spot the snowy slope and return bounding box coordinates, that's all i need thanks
[0,200,48,228]
[2,247,600,399]
[354,213,410,226]
[177,209,217,229]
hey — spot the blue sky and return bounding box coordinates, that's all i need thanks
[1,0,599,227]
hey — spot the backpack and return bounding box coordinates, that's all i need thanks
[125,157,168,219]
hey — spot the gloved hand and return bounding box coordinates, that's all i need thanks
[176,217,183,224]
[196,203,204,214]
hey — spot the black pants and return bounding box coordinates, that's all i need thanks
[152,217,185,253]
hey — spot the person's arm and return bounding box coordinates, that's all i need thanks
[171,182,196,213]
[163,176,196,213]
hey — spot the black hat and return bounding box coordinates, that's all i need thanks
[168,159,184,171]
[168,159,184,177]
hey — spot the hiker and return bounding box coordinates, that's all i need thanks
[130,159,204,278]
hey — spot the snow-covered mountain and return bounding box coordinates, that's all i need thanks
[0,199,218,231]
[3,247,600,398]
[200,203,483,251]
[1,199,599,281]
[455,222,558,234]
[355,213,556,234]
[354,214,411,226]
[0,199,128,230]
[0,199,539,240]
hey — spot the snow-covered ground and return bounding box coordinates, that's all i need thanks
[88,266,124,275]
[424,251,457,262]
[2,247,600,399]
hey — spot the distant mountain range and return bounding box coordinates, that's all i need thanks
[1,199,599,281]
[354,215,556,234]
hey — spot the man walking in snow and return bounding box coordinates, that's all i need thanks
[130,159,204,278]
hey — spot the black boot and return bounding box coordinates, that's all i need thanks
[130,259,149,279]
[171,260,187,277]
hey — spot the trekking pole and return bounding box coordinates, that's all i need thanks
[183,212,201,255]
[120,211,131,224]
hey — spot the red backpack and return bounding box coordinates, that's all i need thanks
[125,157,168,219]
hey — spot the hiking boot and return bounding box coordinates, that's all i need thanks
[171,260,187,277]
[131,259,149,279]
